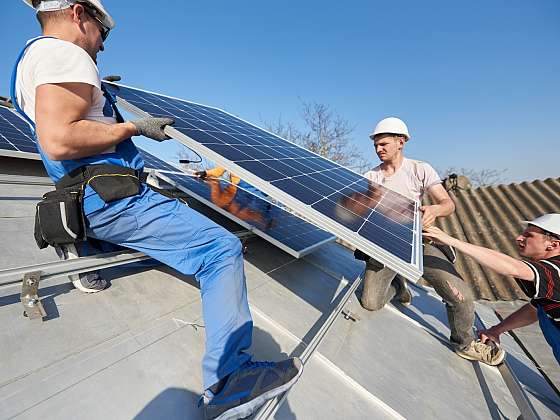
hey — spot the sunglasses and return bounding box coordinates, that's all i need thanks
[78,3,110,41]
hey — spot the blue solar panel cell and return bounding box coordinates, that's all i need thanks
[103,82,423,280]
[0,106,38,155]
[271,178,324,205]
[359,221,412,262]
[137,148,178,172]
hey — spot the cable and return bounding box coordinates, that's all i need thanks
[178,149,203,165]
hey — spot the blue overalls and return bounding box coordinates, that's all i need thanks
[12,37,253,389]
[537,305,560,364]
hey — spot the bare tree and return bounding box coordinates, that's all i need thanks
[263,116,300,145]
[265,100,368,173]
[441,167,508,188]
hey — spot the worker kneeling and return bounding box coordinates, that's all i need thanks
[356,117,505,366]
[14,1,302,418]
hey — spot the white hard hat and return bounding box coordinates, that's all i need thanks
[522,214,560,237]
[370,117,410,141]
[22,0,115,30]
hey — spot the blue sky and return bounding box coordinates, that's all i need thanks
[2,0,559,183]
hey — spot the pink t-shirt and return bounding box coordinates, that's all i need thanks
[363,158,441,202]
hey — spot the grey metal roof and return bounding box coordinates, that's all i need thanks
[425,177,560,301]
[1,160,559,419]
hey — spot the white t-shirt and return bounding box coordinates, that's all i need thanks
[15,37,116,128]
[364,158,441,201]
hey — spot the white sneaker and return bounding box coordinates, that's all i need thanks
[56,245,108,293]
[455,340,506,366]
[70,272,108,293]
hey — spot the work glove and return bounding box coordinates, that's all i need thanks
[132,117,174,141]
[194,170,208,178]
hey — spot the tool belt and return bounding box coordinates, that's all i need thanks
[34,164,141,249]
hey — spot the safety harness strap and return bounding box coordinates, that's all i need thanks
[10,36,56,130]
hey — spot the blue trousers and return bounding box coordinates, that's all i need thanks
[537,305,560,364]
[83,184,253,389]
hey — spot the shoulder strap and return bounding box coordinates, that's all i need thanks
[100,83,125,123]
[10,36,56,131]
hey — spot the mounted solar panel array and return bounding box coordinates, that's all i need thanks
[103,82,423,281]
[138,148,335,258]
[0,105,40,159]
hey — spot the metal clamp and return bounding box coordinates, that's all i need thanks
[21,271,46,321]
[341,308,360,322]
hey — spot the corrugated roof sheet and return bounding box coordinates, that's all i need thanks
[425,177,560,301]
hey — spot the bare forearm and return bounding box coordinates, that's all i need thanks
[492,304,538,335]
[35,83,138,160]
[434,199,455,217]
[40,120,137,160]
[446,236,531,279]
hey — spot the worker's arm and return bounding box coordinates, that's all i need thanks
[423,226,535,280]
[420,183,456,227]
[35,83,173,160]
[479,303,538,344]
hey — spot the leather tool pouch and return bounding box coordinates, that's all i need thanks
[34,189,85,249]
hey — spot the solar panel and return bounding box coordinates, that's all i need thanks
[137,147,179,172]
[104,82,423,280]
[137,148,335,258]
[0,109,332,256]
[0,105,40,159]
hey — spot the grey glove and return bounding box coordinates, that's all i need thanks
[132,117,174,141]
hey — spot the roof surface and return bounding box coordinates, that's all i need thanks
[1,165,559,419]
[426,177,560,301]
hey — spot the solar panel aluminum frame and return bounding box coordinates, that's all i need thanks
[105,82,424,281]
[149,170,336,259]
[0,148,41,161]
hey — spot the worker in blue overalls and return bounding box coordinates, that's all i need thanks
[424,214,560,364]
[14,2,302,418]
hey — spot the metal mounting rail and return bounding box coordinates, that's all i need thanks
[474,313,540,420]
[0,174,53,186]
[253,274,364,419]
[0,250,150,288]
[0,231,253,289]
[0,230,253,321]
[0,250,150,321]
